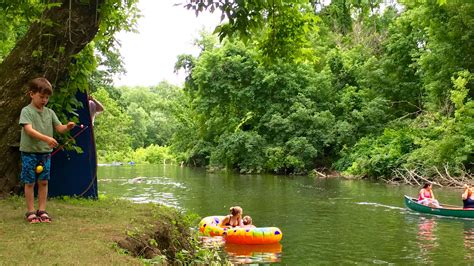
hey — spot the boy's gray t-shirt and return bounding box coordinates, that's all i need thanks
[19,104,61,153]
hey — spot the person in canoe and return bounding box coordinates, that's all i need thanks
[219,206,244,227]
[418,183,440,208]
[462,184,474,209]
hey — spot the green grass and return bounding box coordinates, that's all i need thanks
[0,195,177,265]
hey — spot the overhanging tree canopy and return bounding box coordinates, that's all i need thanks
[0,0,294,196]
[0,0,141,196]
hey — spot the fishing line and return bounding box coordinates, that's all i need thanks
[78,123,98,197]
[35,124,89,174]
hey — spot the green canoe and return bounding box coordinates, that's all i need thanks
[404,195,474,219]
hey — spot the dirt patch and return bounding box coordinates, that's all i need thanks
[116,207,195,262]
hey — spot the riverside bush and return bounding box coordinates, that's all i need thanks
[98,145,176,165]
[339,72,473,179]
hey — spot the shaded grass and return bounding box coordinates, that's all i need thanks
[0,195,179,265]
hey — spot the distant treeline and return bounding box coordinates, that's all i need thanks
[93,1,472,184]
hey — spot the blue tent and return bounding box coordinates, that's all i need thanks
[48,92,98,198]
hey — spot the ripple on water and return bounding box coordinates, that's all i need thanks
[127,191,180,208]
[123,176,186,188]
[99,165,474,264]
[107,176,186,208]
[356,201,406,211]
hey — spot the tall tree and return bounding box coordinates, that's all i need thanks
[2,0,288,195]
[0,1,103,196]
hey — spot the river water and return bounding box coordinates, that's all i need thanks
[98,164,474,264]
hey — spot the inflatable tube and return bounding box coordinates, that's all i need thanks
[199,216,283,245]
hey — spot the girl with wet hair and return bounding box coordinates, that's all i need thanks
[220,206,244,227]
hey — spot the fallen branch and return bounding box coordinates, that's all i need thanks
[384,166,472,187]
[313,169,327,178]
[408,168,442,187]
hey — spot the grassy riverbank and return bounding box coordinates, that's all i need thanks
[0,196,216,265]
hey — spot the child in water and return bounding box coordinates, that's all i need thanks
[220,206,244,227]
[243,215,256,228]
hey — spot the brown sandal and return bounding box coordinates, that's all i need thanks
[36,210,52,223]
[25,211,40,224]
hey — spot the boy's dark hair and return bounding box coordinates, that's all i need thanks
[27,77,53,95]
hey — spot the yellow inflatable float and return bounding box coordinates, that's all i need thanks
[198,216,283,245]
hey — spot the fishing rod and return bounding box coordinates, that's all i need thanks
[35,124,89,174]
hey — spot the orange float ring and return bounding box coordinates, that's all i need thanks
[199,216,283,245]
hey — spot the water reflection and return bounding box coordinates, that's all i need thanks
[417,216,438,262]
[225,243,282,264]
[99,165,474,264]
[200,237,282,264]
[463,221,474,260]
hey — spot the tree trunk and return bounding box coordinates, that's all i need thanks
[0,0,103,197]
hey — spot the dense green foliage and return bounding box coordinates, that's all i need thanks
[0,0,140,122]
[0,2,39,60]
[85,0,472,182]
[1,1,471,183]
[168,0,473,181]
[0,0,140,156]
[92,82,179,164]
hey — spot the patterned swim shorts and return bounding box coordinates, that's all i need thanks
[20,152,51,184]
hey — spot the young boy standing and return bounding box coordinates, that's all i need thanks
[19,77,75,223]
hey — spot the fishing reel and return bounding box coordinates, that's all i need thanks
[35,162,44,174]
